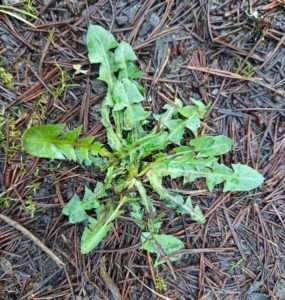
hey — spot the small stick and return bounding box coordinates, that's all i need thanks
[100,259,122,300]
[185,65,285,96]
[0,213,65,268]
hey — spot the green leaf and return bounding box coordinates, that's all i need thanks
[76,136,95,164]
[80,203,123,254]
[157,99,207,144]
[146,172,206,224]
[87,25,118,62]
[177,105,203,136]
[169,194,191,214]
[205,163,232,191]
[146,216,163,234]
[147,171,190,214]
[164,119,185,144]
[126,131,169,160]
[81,217,112,254]
[62,194,88,224]
[23,124,110,163]
[115,41,137,63]
[23,124,66,159]
[114,41,143,79]
[155,99,182,126]
[87,25,118,86]
[98,53,117,86]
[62,126,81,141]
[112,78,143,110]
[174,146,193,156]
[133,179,155,215]
[81,185,105,214]
[63,183,107,224]
[191,205,206,224]
[114,79,143,111]
[147,170,165,198]
[123,104,149,131]
[93,182,107,199]
[112,78,148,130]
[151,155,264,192]
[190,135,233,157]
[140,232,184,266]
[190,98,208,118]
[184,115,201,136]
[223,164,264,192]
[130,202,144,222]
[178,99,208,136]
[101,104,122,150]
[119,62,144,80]
[104,166,114,188]
[163,156,216,180]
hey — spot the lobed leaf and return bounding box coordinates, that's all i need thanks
[112,78,149,130]
[63,183,124,254]
[223,164,265,192]
[133,179,156,215]
[62,194,88,224]
[147,171,206,223]
[141,232,184,266]
[150,154,264,192]
[62,183,106,223]
[81,184,106,214]
[101,104,123,150]
[81,217,113,254]
[87,25,118,86]
[114,41,143,79]
[81,203,123,254]
[190,135,233,157]
[157,99,208,144]
[124,131,169,162]
[130,202,144,223]
[23,124,110,163]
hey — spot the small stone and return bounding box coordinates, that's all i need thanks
[116,15,128,26]
[211,88,219,96]
[149,13,160,27]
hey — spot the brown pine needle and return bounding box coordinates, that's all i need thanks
[0,213,65,268]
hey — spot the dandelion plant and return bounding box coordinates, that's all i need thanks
[22,25,264,265]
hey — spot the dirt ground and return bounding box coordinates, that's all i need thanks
[0,1,285,299]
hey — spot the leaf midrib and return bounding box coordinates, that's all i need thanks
[160,166,259,183]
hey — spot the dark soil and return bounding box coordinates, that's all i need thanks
[1,1,285,299]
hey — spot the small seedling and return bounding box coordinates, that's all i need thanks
[24,197,37,217]
[229,257,244,272]
[234,58,256,77]
[51,66,79,99]
[0,197,10,209]
[154,276,167,292]
[29,94,48,125]
[0,67,13,89]
[1,109,22,159]
[22,25,264,266]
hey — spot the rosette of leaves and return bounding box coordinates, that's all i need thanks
[22,25,264,266]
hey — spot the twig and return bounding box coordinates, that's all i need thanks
[100,258,122,300]
[0,213,65,268]
[161,247,237,258]
[185,65,285,96]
